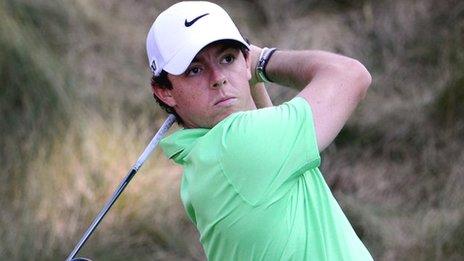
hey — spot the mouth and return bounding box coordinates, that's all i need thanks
[214,97,236,106]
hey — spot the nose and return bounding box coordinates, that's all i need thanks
[210,67,227,89]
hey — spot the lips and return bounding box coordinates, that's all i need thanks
[214,96,236,106]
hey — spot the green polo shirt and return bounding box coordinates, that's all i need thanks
[160,97,373,260]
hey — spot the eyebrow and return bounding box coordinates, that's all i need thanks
[216,45,236,56]
[190,46,237,64]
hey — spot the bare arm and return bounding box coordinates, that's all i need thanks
[250,82,273,108]
[261,49,372,151]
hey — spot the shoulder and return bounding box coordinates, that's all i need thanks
[219,97,313,132]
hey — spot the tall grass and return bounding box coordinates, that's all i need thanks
[1,0,200,259]
[1,0,463,260]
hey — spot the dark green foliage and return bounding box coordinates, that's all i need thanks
[0,0,74,200]
[431,10,464,132]
[334,125,384,148]
[4,0,70,51]
[442,214,464,259]
[434,76,464,130]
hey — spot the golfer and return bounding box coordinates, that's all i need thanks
[146,1,373,260]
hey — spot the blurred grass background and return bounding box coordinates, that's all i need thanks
[0,0,463,260]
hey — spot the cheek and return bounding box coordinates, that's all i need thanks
[245,64,252,80]
[173,84,207,111]
[230,57,252,84]
[230,66,252,89]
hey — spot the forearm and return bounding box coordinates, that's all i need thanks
[250,82,273,108]
[266,50,370,92]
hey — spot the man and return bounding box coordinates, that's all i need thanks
[146,1,373,260]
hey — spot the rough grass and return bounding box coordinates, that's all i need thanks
[1,0,463,260]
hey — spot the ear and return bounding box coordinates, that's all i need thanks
[152,81,177,107]
[244,50,252,81]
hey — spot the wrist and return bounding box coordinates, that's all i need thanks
[255,47,277,83]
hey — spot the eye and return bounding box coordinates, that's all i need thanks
[221,54,235,64]
[185,66,202,76]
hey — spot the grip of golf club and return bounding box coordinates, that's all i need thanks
[134,114,176,171]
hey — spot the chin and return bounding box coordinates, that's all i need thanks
[211,110,235,126]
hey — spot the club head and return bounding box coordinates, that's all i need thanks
[71,258,92,261]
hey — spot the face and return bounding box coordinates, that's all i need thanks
[155,42,256,128]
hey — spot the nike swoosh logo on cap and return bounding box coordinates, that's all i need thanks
[184,13,209,27]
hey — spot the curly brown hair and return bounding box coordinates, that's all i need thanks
[151,70,183,124]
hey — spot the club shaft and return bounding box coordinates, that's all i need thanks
[66,114,176,261]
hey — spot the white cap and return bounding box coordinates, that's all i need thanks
[146,1,249,76]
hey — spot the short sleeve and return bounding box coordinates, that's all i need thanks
[218,97,321,205]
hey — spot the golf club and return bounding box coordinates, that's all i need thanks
[66,114,176,261]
